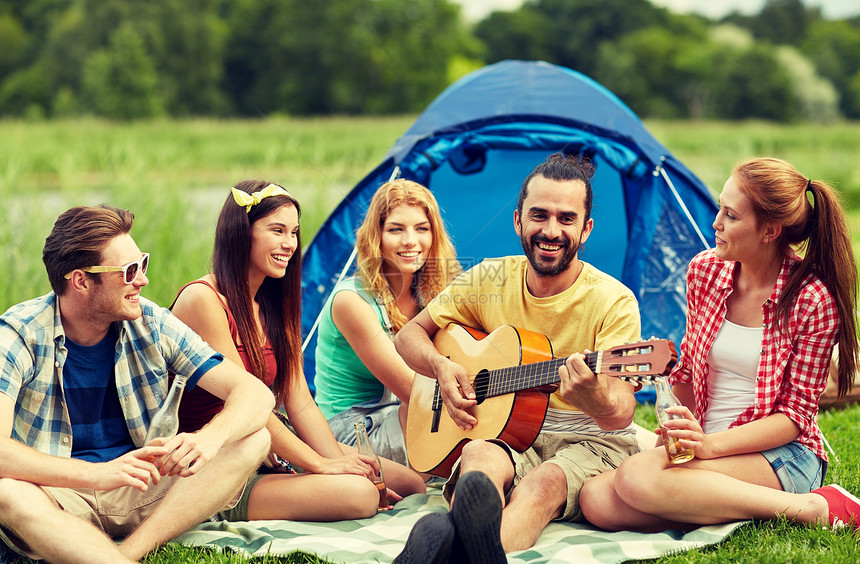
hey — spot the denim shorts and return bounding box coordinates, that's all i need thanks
[761,441,827,494]
[326,395,408,466]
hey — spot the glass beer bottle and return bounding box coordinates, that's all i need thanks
[654,377,695,464]
[354,420,389,510]
[144,375,187,444]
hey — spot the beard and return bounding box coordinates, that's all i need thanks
[521,231,580,277]
[86,282,142,327]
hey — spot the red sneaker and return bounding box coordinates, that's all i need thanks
[812,484,860,529]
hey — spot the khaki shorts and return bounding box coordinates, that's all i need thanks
[217,471,266,522]
[0,475,243,559]
[444,431,638,522]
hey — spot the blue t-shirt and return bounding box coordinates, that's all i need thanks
[63,326,136,462]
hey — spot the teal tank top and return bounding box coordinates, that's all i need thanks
[313,277,393,419]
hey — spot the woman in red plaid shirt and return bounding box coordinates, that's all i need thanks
[581,157,860,531]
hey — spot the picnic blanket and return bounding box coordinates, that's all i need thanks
[174,482,746,563]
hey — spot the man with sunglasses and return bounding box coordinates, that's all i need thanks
[0,205,274,563]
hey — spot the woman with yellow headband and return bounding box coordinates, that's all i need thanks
[171,179,425,522]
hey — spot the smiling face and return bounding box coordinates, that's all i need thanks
[380,204,433,277]
[514,175,593,278]
[249,204,300,283]
[713,176,770,263]
[86,233,149,323]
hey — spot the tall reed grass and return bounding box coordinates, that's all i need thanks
[4,118,860,307]
[0,116,412,307]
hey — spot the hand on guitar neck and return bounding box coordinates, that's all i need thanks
[558,349,631,430]
[406,324,677,477]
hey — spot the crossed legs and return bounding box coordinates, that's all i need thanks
[0,428,269,563]
[580,446,830,532]
[0,478,133,564]
[119,427,270,560]
[395,439,569,563]
[455,440,567,553]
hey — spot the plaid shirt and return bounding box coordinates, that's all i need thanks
[670,249,837,461]
[0,293,222,458]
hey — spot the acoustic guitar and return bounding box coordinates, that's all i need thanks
[405,324,677,477]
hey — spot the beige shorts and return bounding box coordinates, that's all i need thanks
[444,431,638,522]
[0,475,243,559]
[217,471,266,522]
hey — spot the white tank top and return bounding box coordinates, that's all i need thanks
[702,319,763,434]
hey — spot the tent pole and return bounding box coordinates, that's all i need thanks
[302,246,357,353]
[301,166,402,353]
[656,159,711,250]
[820,424,840,464]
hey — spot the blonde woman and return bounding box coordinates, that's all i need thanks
[314,179,461,465]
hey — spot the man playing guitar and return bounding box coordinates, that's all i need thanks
[392,153,642,562]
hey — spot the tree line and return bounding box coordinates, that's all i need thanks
[1,0,858,121]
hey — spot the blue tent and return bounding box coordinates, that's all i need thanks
[301,60,718,393]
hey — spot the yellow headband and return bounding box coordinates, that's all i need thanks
[231,184,292,212]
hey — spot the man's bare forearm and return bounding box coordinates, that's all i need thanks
[394,318,438,374]
[206,377,273,445]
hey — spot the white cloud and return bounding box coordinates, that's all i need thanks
[652,0,860,19]
[450,0,860,22]
[451,0,525,22]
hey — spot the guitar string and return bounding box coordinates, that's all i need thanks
[434,348,661,409]
[479,352,657,398]
[481,354,596,398]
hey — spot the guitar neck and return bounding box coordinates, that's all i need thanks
[483,352,603,399]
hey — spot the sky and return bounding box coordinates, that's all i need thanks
[453,0,860,22]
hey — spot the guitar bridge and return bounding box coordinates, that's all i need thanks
[431,382,442,433]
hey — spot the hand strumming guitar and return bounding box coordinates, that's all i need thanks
[432,354,478,431]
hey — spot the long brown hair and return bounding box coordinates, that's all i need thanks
[354,179,460,331]
[733,158,857,398]
[213,179,302,405]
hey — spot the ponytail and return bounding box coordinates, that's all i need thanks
[795,180,857,398]
[734,158,857,398]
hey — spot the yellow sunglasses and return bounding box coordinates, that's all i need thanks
[64,253,149,285]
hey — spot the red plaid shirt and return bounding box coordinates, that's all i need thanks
[670,249,837,461]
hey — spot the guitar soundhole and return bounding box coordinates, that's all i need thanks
[473,369,490,404]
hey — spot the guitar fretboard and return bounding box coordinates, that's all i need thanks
[431,352,603,411]
[482,353,603,397]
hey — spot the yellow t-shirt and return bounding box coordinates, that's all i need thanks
[427,256,641,431]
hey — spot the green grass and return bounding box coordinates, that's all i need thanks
[0,116,860,311]
[1,117,860,562]
[2,403,855,563]
[633,406,860,564]
[0,116,413,308]
[4,118,860,309]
